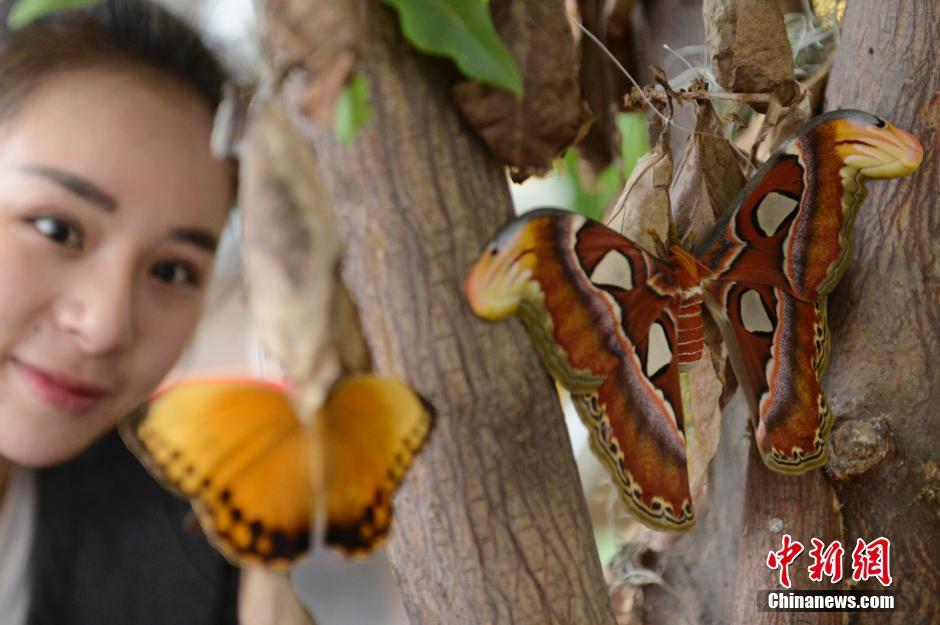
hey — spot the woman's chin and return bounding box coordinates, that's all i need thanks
[0,408,108,468]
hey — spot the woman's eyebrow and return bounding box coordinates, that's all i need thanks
[171,227,218,253]
[19,164,117,211]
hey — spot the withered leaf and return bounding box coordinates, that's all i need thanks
[703,0,795,104]
[754,98,811,162]
[605,126,673,256]
[453,0,591,181]
[239,96,370,419]
[748,59,832,161]
[574,0,619,173]
[683,351,725,510]
[670,100,744,432]
[671,99,746,249]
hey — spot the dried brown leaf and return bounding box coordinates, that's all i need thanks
[668,101,744,463]
[574,0,618,172]
[264,0,360,125]
[683,350,724,509]
[239,96,370,419]
[703,0,795,104]
[756,98,811,162]
[671,100,747,248]
[453,0,592,181]
[605,127,673,255]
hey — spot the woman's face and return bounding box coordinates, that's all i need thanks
[0,67,231,466]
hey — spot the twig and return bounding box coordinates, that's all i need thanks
[624,87,775,110]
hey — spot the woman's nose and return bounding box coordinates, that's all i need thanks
[54,267,135,355]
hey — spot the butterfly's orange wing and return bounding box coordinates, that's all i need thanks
[121,380,313,570]
[123,375,435,566]
[320,375,434,555]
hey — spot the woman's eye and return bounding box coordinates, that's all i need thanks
[151,261,201,288]
[29,216,83,248]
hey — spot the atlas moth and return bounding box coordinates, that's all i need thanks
[465,110,923,531]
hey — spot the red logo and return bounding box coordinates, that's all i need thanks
[765,536,892,588]
[851,537,892,587]
[807,538,845,584]
[766,534,804,588]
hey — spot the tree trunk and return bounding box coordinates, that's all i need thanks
[646,2,939,624]
[726,1,940,623]
[822,1,940,622]
[260,2,617,624]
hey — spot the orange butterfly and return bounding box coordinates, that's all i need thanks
[121,375,433,569]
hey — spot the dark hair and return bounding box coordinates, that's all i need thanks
[0,0,227,122]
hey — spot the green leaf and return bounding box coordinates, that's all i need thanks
[8,0,102,29]
[616,112,651,181]
[564,150,622,222]
[334,73,374,144]
[382,0,523,96]
[562,113,651,221]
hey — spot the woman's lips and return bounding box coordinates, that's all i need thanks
[15,360,110,415]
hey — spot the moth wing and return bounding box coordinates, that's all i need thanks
[570,299,693,531]
[693,112,922,473]
[697,111,923,300]
[705,282,833,473]
[468,209,693,530]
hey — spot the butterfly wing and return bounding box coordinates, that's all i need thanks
[320,375,433,555]
[121,380,313,569]
[466,209,693,531]
[696,111,923,472]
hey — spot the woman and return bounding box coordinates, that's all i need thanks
[0,2,311,623]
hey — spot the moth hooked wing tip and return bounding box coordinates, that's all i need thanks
[465,215,547,320]
[829,116,924,179]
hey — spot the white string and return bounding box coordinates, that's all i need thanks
[572,19,670,126]
[569,15,755,170]
[662,44,696,72]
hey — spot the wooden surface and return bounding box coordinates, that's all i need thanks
[644,2,939,624]
[730,445,844,625]
[265,2,618,624]
[822,1,940,623]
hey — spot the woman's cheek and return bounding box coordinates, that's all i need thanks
[132,294,204,388]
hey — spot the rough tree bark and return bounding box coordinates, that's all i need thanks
[257,2,617,624]
[728,1,940,624]
[822,1,940,622]
[642,2,939,624]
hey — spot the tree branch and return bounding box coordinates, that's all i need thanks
[260,1,618,623]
